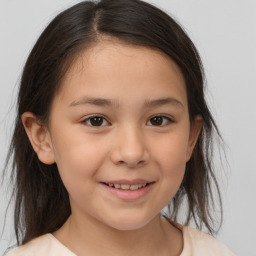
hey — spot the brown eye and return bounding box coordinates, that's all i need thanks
[83,116,109,127]
[147,116,172,126]
[90,117,103,126]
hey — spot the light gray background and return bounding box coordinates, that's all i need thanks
[0,1,255,255]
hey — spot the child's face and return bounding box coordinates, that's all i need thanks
[44,42,201,230]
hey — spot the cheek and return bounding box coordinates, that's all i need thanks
[52,137,106,208]
[153,131,189,169]
[52,131,106,183]
[151,130,189,191]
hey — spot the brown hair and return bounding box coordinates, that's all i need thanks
[4,0,222,245]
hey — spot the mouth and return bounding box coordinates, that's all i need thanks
[100,180,155,201]
[101,182,153,191]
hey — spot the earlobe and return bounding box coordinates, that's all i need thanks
[22,112,55,165]
[186,115,203,162]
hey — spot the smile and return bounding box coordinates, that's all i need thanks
[100,180,154,200]
[105,183,148,190]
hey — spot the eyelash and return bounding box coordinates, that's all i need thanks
[146,115,174,126]
[81,115,174,127]
[81,115,110,127]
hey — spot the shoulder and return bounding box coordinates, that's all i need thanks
[4,234,76,256]
[181,226,236,256]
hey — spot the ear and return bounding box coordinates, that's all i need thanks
[22,112,55,165]
[186,115,203,162]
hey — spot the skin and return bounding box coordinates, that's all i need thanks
[22,41,202,256]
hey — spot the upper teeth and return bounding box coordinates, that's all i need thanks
[108,183,147,190]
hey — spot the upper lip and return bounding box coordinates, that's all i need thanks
[101,179,153,185]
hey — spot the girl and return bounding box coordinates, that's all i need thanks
[4,0,235,255]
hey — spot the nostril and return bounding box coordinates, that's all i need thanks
[116,160,126,166]
[109,144,149,167]
[120,159,146,168]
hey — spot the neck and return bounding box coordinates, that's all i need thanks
[54,213,183,256]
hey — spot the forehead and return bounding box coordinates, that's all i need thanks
[56,41,187,107]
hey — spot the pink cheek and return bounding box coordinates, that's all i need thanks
[154,146,187,176]
[72,150,101,176]
[55,142,100,178]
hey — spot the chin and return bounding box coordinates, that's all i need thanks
[103,212,155,231]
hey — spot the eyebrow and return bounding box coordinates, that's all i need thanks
[70,97,119,108]
[144,97,184,109]
[69,96,184,109]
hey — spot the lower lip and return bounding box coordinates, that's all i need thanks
[101,183,154,201]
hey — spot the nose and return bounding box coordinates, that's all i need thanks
[109,125,149,168]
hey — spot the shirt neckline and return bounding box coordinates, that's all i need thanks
[48,220,186,256]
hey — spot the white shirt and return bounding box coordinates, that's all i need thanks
[5,225,236,256]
